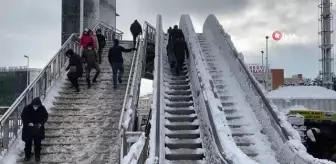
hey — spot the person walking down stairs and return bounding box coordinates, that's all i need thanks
[81,42,101,88]
[96,29,106,64]
[108,39,136,89]
[65,49,83,92]
[21,97,49,162]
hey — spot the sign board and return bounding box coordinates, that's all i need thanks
[0,66,28,72]
[288,110,336,121]
[287,114,305,125]
[246,64,267,73]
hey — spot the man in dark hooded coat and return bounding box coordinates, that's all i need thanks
[21,97,49,162]
[173,38,189,76]
[65,49,83,92]
[130,20,142,47]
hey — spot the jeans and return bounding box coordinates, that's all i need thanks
[86,62,101,86]
[111,62,124,85]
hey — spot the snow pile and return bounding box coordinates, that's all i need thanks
[122,133,146,164]
[43,71,67,112]
[180,15,257,164]
[203,14,335,164]
[268,86,336,99]
[122,99,133,129]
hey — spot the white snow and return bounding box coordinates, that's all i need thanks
[122,133,146,164]
[267,86,336,99]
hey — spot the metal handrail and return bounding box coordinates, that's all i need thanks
[119,21,156,162]
[0,33,81,155]
[91,20,124,41]
[119,36,140,130]
[146,15,162,164]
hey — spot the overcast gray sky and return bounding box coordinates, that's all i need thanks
[1,0,335,95]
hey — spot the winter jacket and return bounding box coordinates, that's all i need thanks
[80,33,96,49]
[92,34,99,50]
[82,49,98,64]
[170,29,185,43]
[108,45,134,63]
[130,22,142,35]
[174,39,189,60]
[21,97,48,141]
[96,34,106,49]
[66,53,83,77]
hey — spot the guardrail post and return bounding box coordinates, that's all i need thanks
[2,120,9,148]
[12,110,18,137]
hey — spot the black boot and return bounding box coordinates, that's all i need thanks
[118,78,122,84]
[35,151,41,162]
[24,151,31,162]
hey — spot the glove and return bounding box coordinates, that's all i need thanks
[28,123,34,127]
[133,48,137,51]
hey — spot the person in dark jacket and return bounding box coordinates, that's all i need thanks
[130,20,142,47]
[306,127,324,158]
[21,97,48,162]
[173,38,189,76]
[108,39,136,89]
[167,27,173,45]
[81,42,101,88]
[169,25,185,44]
[65,49,83,92]
[96,29,106,64]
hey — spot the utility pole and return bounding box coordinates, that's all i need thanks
[265,36,269,91]
[261,51,265,88]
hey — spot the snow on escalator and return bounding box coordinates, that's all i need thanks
[197,33,279,164]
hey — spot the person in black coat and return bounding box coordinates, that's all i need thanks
[65,49,83,92]
[169,25,185,44]
[96,29,106,64]
[130,20,142,47]
[21,97,48,162]
[173,38,189,76]
[108,39,136,89]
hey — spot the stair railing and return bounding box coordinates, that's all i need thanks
[145,15,163,164]
[0,33,81,157]
[203,14,331,164]
[92,20,124,41]
[119,21,157,164]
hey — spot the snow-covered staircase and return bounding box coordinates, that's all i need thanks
[197,34,278,164]
[162,36,205,164]
[17,41,134,163]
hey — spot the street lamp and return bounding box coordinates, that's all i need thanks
[24,55,29,87]
[265,36,269,91]
[261,50,265,88]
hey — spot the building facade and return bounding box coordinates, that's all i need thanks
[61,0,117,44]
[137,93,153,130]
[0,67,41,106]
[247,64,273,91]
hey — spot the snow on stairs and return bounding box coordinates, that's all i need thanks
[197,34,264,162]
[162,36,206,164]
[16,42,134,164]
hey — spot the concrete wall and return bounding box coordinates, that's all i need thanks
[99,0,116,27]
[61,0,117,44]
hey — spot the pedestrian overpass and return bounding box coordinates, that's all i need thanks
[0,1,333,164]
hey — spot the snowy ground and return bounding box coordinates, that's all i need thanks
[267,86,336,99]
